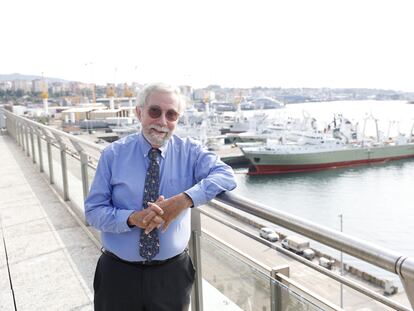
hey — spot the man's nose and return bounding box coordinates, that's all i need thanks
[157,112,168,125]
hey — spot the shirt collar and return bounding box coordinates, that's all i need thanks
[138,133,169,159]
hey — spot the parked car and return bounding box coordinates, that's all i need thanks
[259,227,279,242]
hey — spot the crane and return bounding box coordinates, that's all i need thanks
[40,72,49,115]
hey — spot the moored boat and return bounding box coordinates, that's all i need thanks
[242,138,414,175]
[241,115,414,175]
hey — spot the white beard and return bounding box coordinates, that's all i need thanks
[142,124,172,147]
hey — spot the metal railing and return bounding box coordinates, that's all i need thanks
[2,108,414,311]
[213,193,414,310]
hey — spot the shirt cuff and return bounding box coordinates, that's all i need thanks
[185,185,207,208]
[118,210,136,233]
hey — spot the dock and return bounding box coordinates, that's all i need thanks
[215,145,250,167]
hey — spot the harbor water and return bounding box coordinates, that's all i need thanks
[231,100,414,281]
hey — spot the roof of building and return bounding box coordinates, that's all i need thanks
[61,107,96,113]
[91,109,121,114]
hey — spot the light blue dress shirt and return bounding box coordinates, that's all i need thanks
[85,133,236,261]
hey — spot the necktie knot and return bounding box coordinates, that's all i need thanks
[149,148,159,161]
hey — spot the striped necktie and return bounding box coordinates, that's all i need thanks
[139,148,160,260]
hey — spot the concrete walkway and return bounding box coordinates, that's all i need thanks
[0,135,100,311]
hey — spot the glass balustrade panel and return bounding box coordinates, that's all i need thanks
[88,167,96,191]
[51,144,64,196]
[200,233,323,311]
[65,151,84,210]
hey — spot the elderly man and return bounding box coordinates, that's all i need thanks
[85,82,236,311]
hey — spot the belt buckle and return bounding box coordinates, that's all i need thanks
[141,260,152,266]
[140,259,161,266]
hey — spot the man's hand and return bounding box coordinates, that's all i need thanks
[127,196,165,232]
[153,193,193,232]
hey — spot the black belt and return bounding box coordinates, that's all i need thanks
[101,248,187,267]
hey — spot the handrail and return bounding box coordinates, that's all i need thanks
[2,109,104,153]
[215,191,414,309]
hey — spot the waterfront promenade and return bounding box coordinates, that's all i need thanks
[0,135,99,310]
[0,134,241,311]
[1,130,412,311]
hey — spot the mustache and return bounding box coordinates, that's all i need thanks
[149,125,170,133]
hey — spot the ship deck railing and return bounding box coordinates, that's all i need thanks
[1,108,414,311]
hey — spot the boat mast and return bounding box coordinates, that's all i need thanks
[410,121,414,142]
[362,113,380,143]
[375,117,379,143]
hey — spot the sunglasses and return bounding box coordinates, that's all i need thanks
[147,106,180,122]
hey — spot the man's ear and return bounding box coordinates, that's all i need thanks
[135,106,142,122]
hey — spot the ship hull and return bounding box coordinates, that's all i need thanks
[244,143,414,175]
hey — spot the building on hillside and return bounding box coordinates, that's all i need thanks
[12,80,32,93]
[0,81,12,91]
[32,79,48,93]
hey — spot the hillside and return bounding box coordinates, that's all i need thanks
[0,73,68,83]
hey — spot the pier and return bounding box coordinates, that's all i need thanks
[216,145,249,167]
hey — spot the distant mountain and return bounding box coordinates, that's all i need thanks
[0,73,69,83]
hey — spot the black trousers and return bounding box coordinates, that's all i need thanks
[93,251,196,311]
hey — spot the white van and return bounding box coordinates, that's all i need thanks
[281,235,310,254]
[319,257,334,270]
[303,248,315,260]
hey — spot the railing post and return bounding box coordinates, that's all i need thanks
[3,113,9,136]
[7,116,14,139]
[401,279,414,311]
[69,139,90,200]
[270,280,281,311]
[14,119,18,142]
[17,122,23,147]
[52,133,69,201]
[44,131,55,185]
[11,118,15,138]
[13,119,18,140]
[24,124,30,156]
[35,128,44,173]
[30,126,36,164]
[397,257,414,309]
[21,123,25,149]
[271,266,290,311]
[13,119,19,144]
[4,114,11,137]
[12,118,16,139]
[189,208,204,311]
[61,146,69,201]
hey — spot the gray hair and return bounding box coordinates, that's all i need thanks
[136,82,186,114]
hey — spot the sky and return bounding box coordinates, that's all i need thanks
[2,0,414,91]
